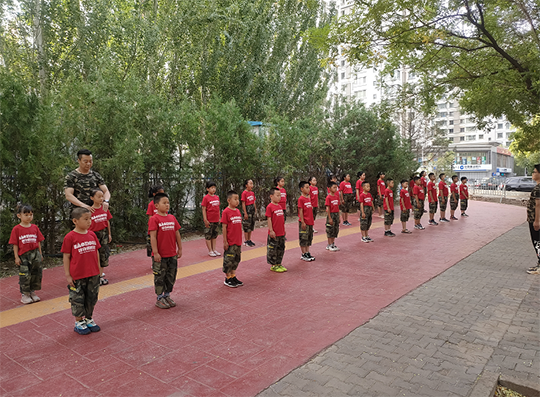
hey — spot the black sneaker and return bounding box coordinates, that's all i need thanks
[461,213,469,217]
[388,231,396,237]
[301,253,311,262]
[440,218,450,223]
[248,240,256,247]
[232,277,243,286]
[384,230,391,236]
[450,216,459,220]
[307,252,316,261]
[224,278,238,288]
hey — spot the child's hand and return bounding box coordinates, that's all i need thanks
[244,214,248,220]
[66,275,75,288]
[224,243,229,251]
[177,248,182,258]
[269,230,276,239]
[108,235,112,243]
[204,220,210,228]
[154,253,162,262]
[301,222,306,230]
[14,257,21,266]
[362,213,366,219]
[329,218,333,225]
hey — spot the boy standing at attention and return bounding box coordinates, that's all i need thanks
[376,172,386,218]
[222,191,244,287]
[427,173,439,226]
[383,178,396,237]
[359,182,374,242]
[399,180,413,234]
[460,177,470,217]
[526,164,540,275]
[89,189,112,285]
[450,175,460,220]
[202,181,221,257]
[266,188,287,272]
[325,181,340,251]
[149,193,183,308]
[241,179,257,247]
[412,177,426,230]
[62,207,101,335]
[298,181,315,261]
[438,174,450,222]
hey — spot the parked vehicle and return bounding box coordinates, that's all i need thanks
[504,177,536,192]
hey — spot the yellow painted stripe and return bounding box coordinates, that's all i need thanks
[0,221,383,328]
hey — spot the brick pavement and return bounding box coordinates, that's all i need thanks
[258,223,540,397]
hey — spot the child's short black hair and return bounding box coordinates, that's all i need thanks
[328,181,337,188]
[206,181,216,189]
[154,192,169,204]
[274,176,284,186]
[452,175,458,180]
[269,187,280,196]
[90,188,102,197]
[341,173,349,181]
[309,176,316,183]
[299,181,309,189]
[77,149,92,159]
[377,172,385,178]
[420,171,426,177]
[428,172,435,178]
[16,203,33,214]
[243,179,252,187]
[71,206,90,220]
[386,177,393,183]
[401,179,408,185]
[534,164,540,173]
[356,170,364,178]
[439,173,445,179]
[227,190,238,200]
[362,181,370,186]
[414,176,420,182]
[148,184,164,198]
[461,176,468,182]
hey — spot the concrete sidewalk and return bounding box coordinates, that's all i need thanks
[258,222,540,397]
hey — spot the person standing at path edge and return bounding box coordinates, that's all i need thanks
[526,163,540,275]
[64,149,111,213]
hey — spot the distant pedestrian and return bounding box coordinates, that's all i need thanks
[383,178,396,237]
[450,175,460,220]
[459,177,470,217]
[412,176,425,230]
[202,181,221,257]
[526,163,540,275]
[359,181,374,242]
[221,191,244,287]
[309,177,319,232]
[438,173,450,223]
[325,181,340,251]
[427,173,439,226]
[339,173,354,226]
[298,181,315,261]
[241,179,257,247]
[89,189,112,285]
[266,188,287,273]
[399,180,413,234]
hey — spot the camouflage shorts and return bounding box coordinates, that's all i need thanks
[204,222,219,240]
[242,205,255,232]
[384,210,394,226]
[400,209,410,223]
[413,199,424,220]
[450,196,459,210]
[94,229,110,267]
[313,208,318,221]
[460,199,468,211]
[429,201,438,214]
[299,223,314,247]
[267,235,285,266]
[223,245,241,274]
[360,206,373,231]
[340,194,355,213]
[439,196,448,212]
[374,195,383,209]
[18,248,43,293]
[68,275,100,319]
[152,255,178,296]
[326,212,340,238]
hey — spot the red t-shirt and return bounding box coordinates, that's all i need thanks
[413,185,425,200]
[325,193,340,213]
[427,181,437,203]
[148,214,181,258]
[339,181,353,194]
[221,207,243,246]
[201,194,221,223]
[359,192,373,207]
[146,201,158,216]
[451,183,458,196]
[265,203,285,236]
[377,179,386,196]
[383,188,394,211]
[89,206,112,232]
[61,230,101,281]
[309,185,319,208]
[298,195,314,225]
[241,190,256,206]
[459,184,469,200]
[327,185,340,194]
[9,224,45,256]
[400,189,412,210]
[438,181,449,197]
[421,177,427,189]
[355,179,365,195]
[278,187,287,210]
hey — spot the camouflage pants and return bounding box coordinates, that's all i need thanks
[242,205,255,232]
[18,249,42,293]
[450,196,459,211]
[313,208,318,221]
[299,223,314,247]
[360,206,373,231]
[460,199,468,211]
[429,201,438,214]
[340,193,355,213]
[152,256,178,296]
[400,209,410,222]
[94,229,110,268]
[204,222,219,240]
[413,199,424,220]
[384,210,394,226]
[326,212,340,238]
[267,235,285,266]
[223,245,241,274]
[439,196,448,212]
[373,195,383,209]
[68,275,100,318]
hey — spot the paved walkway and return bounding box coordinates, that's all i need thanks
[258,222,540,397]
[0,201,533,396]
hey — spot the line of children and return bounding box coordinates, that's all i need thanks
[202,181,221,257]
[266,188,287,272]
[241,179,257,247]
[89,189,112,285]
[339,173,354,226]
[309,177,319,233]
[325,181,340,251]
[359,181,374,242]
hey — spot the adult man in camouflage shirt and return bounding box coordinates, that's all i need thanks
[526,163,540,275]
[64,149,111,213]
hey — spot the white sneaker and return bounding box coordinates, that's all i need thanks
[208,251,217,257]
[326,245,331,250]
[361,237,369,243]
[21,294,33,304]
[30,291,40,302]
[313,229,318,233]
[213,251,221,256]
[330,245,340,251]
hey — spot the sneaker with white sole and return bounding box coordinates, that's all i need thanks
[330,244,340,251]
[306,252,316,261]
[213,251,221,256]
[526,266,540,275]
[208,251,217,257]
[301,253,311,261]
[85,318,101,332]
[21,293,33,304]
[361,237,369,243]
[326,245,331,250]
[74,320,91,335]
[30,291,40,302]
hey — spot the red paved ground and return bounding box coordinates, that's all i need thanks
[0,201,525,396]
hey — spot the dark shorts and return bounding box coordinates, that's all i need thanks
[340,193,355,213]
[450,196,459,211]
[299,223,314,247]
[326,212,340,238]
[204,222,219,240]
[242,205,255,232]
[413,199,424,220]
[68,274,100,318]
[460,199,468,211]
[152,256,178,296]
[18,248,43,293]
[94,228,110,267]
[400,209,410,222]
[439,196,448,212]
[429,201,438,214]
[384,210,394,225]
[313,208,318,221]
[360,206,373,231]
[223,245,241,274]
[267,235,285,266]
[374,195,383,209]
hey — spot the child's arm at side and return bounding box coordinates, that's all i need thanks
[150,230,161,262]
[107,221,112,243]
[222,224,228,250]
[299,208,306,230]
[326,205,332,225]
[385,195,389,210]
[268,217,275,238]
[361,202,365,218]
[175,230,182,258]
[242,201,248,220]
[400,196,404,210]
[63,253,75,288]
[13,245,20,266]
[202,206,209,228]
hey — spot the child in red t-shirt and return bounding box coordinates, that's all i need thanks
[460,177,470,217]
[275,176,287,221]
[438,173,450,223]
[376,172,386,218]
[202,181,221,257]
[450,175,460,220]
[339,173,354,226]
[359,182,374,242]
[9,204,44,304]
[309,176,319,232]
[427,173,439,226]
[241,179,257,247]
[399,180,413,234]
[148,193,183,309]
[222,191,244,287]
[146,185,164,256]
[412,177,426,230]
[420,171,428,213]
[90,189,112,285]
[298,181,315,261]
[62,207,102,335]
[383,179,396,237]
[356,171,366,221]
[266,188,287,272]
[325,181,340,251]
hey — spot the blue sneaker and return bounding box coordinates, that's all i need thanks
[74,320,91,335]
[85,318,101,332]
